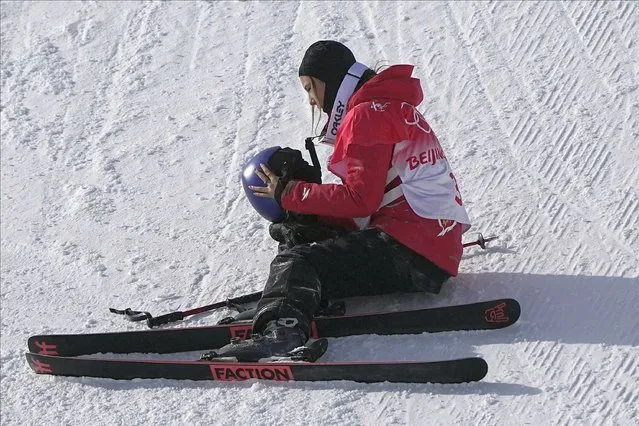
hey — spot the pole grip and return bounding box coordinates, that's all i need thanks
[228,290,263,305]
[147,311,185,328]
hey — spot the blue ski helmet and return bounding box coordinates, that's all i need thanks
[241,146,287,223]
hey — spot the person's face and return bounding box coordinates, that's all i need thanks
[299,76,325,110]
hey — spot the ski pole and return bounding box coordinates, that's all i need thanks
[463,233,498,249]
[111,235,496,328]
[109,290,263,328]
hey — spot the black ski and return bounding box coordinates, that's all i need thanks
[28,298,520,357]
[25,352,488,384]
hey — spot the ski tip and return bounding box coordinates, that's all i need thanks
[483,299,521,328]
[407,357,488,384]
[451,357,489,383]
[510,299,521,320]
[501,298,521,324]
[476,357,489,381]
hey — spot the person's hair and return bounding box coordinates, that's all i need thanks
[310,78,320,135]
[354,68,376,92]
[370,60,390,75]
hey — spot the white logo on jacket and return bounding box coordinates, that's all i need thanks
[301,187,311,201]
[371,101,389,112]
[437,219,457,237]
[401,102,431,134]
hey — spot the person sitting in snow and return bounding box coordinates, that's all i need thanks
[210,40,471,361]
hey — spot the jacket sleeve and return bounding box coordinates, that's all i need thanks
[280,143,393,218]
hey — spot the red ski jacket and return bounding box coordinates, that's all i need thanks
[281,65,465,276]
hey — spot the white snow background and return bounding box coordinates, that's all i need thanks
[1,1,638,425]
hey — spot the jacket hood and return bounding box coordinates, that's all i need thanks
[348,65,424,108]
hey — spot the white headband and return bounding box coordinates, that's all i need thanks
[320,62,369,146]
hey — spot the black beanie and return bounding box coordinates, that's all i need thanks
[298,40,356,114]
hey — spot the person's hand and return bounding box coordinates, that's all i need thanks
[249,163,295,205]
[249,163,280,199]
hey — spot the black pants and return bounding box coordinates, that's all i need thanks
[252,228,450,337]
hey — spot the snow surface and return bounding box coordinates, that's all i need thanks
[1,1,638,424]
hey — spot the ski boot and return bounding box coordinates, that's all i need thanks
[201,318,308,362]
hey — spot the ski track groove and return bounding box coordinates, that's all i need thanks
[550,75,579,113]
[188,3,206,71]
[220,1,302,242]
[619,197,637,231]
[487,2,637,263]
[362,2,385,60]
[618,1,637,48]
[369,392,397,425]
[32,11,82,230]
[541,48,576,111]
[564,347,590,396]
[221,5,250,221]
[563,1,627,93]
[443,1,549,403]
[446,4,637,419]
[443,4,562,257]
[394,2,404,61]
[544,343,564,380]
[580,2,604,42]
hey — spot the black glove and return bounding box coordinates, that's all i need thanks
[269,217,349,251]
[267,148,321,185]
[267,147,322,207]
[267,147,337,248]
